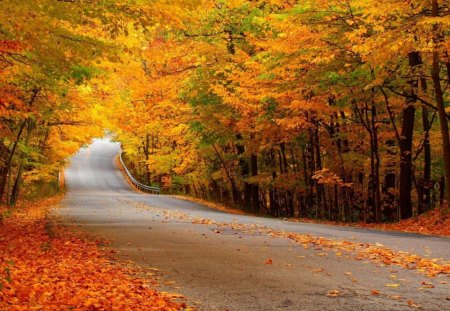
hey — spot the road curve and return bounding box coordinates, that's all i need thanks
[57,138,450,311]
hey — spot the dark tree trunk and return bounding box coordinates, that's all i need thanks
[399,51,421,219]
[10,118,34,206]
[371,103,382,223]
[420,106,432,213]
[431,0,450,206]
[399,105,416,219]
[250,153,259,213]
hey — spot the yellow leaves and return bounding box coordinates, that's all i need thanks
[384,283,400,288]
[345,19,355,26]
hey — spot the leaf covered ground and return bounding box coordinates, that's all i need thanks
[175,195,450,237]
[132,201,450,279]
[293,206,450,237]
[0,197,186,310]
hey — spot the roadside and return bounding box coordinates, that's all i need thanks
[172,195,450,237]
[0,197,188,310]
[117,149,450,238]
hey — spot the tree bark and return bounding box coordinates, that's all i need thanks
[250,153,259,213]
[10,118,35,206]
[399,52,421,219]
[431,0,450,206]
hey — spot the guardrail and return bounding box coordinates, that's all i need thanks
[119,152,160,194]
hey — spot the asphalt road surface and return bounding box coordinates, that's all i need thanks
[57,138,450,311]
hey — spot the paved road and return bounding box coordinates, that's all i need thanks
[57,138,450,311]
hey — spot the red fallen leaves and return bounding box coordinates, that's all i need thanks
[371,290,380,295]
[294,206,450,237]
[371,207,450,237]
[0,200,185,310]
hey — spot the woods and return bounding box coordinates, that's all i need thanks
[1,0,450,223]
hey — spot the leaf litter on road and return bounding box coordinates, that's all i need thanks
[0,198,189,310]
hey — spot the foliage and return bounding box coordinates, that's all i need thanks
[2,0,450,221]
[0,197,185,309]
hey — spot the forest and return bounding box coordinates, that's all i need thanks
[1,0,450,223]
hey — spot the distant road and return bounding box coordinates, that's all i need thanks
[58,138,450,311]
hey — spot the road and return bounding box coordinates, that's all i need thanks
[57,138,450,311]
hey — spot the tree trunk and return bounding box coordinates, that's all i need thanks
[371,103,382,223]
[212,144,240,205]
[144,134,151,185]
[421,106,432,213]
[399,105,415,219]
[250,153,259,213]
[399,51,421,219]
[10,118,34,206]
[1,89,39,203]
[0,121,26,202]
[431,0,450,206]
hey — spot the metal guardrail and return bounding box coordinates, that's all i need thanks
[119,152,160,194]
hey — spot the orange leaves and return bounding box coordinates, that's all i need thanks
[420,281,434,289]
[370,208,450,237]
[407,300,421,308]
[267,229,450,279]
[265,258,273,265]
[326,290,340,297]
[0,202,185,310]
[312,168,348,187]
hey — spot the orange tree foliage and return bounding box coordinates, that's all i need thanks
[2,0,449,223]
[103,0,450,223]
[0,0,158,205]
[0,198,184,310]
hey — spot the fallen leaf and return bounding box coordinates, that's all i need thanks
[420,281,434,288]
[385,284,400,287]
[371,290,380,295]
[326,290,340,297]
[265,258,273,265]
[407,300,421,308]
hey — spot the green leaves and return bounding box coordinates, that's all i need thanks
[69,66,98,85]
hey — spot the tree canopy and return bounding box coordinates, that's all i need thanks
[1,0,449,223]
